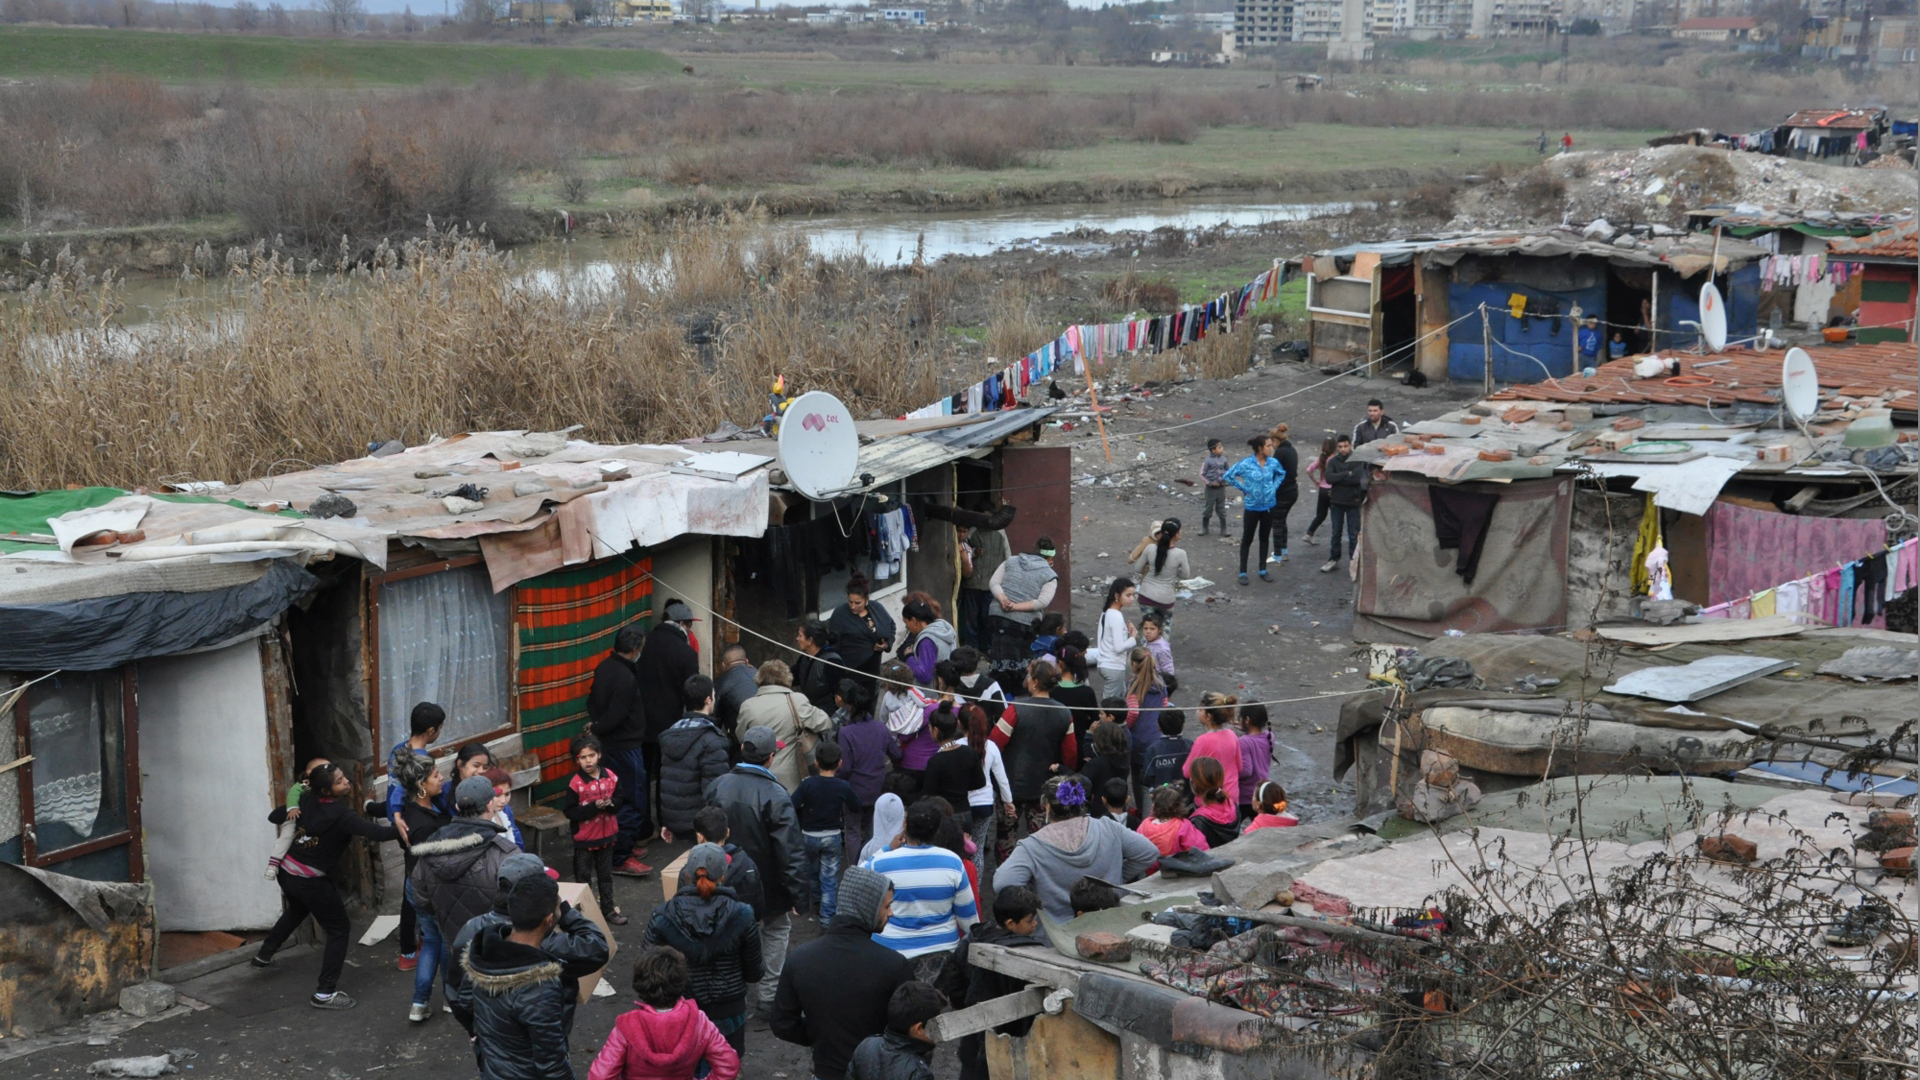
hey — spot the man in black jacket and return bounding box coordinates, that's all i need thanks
[411,776,521,949]
[1321,435,1367,573]
[712,643,758,739]
[771,866,913,1080]
[1352,398,1400,447]
[587,624,651,876]
[708,726,808,1013]
[447,853,600,1031]
[464,873,609,1080]
[636,599,702,842]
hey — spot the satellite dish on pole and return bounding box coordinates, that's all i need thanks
[777,391,861,500]
[1699,281,1727,353]
[1781,347,1820,422]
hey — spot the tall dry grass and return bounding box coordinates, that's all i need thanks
[0,219,952,489]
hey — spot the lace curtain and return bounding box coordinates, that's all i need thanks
[377,565,513,755]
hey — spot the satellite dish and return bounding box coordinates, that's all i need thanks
[1699,281,1727,353]
[1781,347,1820,422]
[776,391,860,500]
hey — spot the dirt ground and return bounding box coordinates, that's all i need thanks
[15,360,1477,1080]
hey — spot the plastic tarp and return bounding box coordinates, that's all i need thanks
[0,559,317,670]
[1355,476,1574,641]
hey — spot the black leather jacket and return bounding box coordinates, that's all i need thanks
[455,905,609,1074]
[849,1030,937,1080]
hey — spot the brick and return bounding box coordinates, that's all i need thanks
[1379,444,1411,456]
[1883,847,1915,875]
[1501,408,1537,424]
[1869,810,1915,831]
[119,982,178,1018]
[1477,449,1514,462]
[1597,431,1636,451]
[1076,932,1132,963]
[1424,445,1446,455]
[1556,421,1574,431]
[1612,416,1646,432]
[1529,455,1552,466]
[1699,834,1757,865]
[1459,415,1482,425]
[1565,405,1594,422]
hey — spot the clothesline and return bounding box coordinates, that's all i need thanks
[1699,536,1916,628]
[901,260,1287,421]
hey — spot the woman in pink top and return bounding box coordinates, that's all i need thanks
[1135,786,1209,871]
[1183,691,1242,813]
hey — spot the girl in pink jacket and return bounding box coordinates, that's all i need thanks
[590,948,739,1080]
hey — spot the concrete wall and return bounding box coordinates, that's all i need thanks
[650,537,717,677]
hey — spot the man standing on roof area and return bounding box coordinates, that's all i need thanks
[1351,400,1399,448]
[986,536,1059,700]
[588,626,652,879]
[635,598,701,875]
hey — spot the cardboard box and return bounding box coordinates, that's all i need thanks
[557,880,619,1003]
[659,849,691,901]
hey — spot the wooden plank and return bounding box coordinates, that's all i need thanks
[968,942,1086,992]
[926,987,1047,1043]
[1784,484,1822,512]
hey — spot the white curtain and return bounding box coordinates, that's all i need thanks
[378,564,512,755]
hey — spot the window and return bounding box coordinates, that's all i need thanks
[814,483,909,613]
[1308,274,1373,317]
[2,668,139,875]
[372,560,514,759]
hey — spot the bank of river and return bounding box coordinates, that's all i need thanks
[89,196,1364,324]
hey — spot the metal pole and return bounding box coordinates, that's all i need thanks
[1480,302,1494,395]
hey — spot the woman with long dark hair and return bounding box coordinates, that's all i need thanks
[1048,639,1100,768]
[1303,434,1337,546]
[1126,517,1192,626]
[1265,424,1301,565]
[1090,577,1138,700]
[1224,434,1286,586]
[254,762,399,1010]
[825,573,896,687]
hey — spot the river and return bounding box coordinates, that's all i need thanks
[103,196,1357,324]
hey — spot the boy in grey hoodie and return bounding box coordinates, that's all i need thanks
[991,775,1159,921]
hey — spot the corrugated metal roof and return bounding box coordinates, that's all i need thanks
[1306,228,1764,276]
[1486,342,1918,409]
[853,406,1058,489]
[1782,108,1884,130]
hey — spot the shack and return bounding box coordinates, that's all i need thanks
[1294,226,1765,384]
[1778,107,1889,165]
[1684,205,1906,333]
[1339,341,1916,642]
[1830,220,1918,344]
[0,431,772,943]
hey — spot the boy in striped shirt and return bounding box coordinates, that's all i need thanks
[864,800,978,979]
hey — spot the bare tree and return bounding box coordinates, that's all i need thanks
[231,0,259,27]
[458,0,499,23]
[268,2,289,27]
[313,0,363,32]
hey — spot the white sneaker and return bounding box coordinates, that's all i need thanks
[1319,560,1338,572]
[408,1003,431,1023]
[1267,553,1282,564]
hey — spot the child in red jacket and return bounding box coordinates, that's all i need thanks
[590,947,740,1080]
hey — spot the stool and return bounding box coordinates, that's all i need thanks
[519,806,570,864]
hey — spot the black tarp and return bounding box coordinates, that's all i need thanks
[0,559,317,670]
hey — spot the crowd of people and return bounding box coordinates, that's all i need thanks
[239,400,1406,1078]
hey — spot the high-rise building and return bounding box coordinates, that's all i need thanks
[1234,0,1294,48]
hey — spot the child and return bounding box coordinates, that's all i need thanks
[1608,330,1628,359]
[1244,781,1299,833]
[1080,721,1132,821]
[643,844,763,1060]
[481,766,525,849]
[1136,785,1210,868]
[881,659,940,788]
[1098,778,1134,828]
[1140,611,1176,697]
[1198,438,1231,538]
[1139,709,1193,795]
[835,679,901,857]
[1235,704,1273,822]
[590,945,741,1080]
[1029,613,1065,666]
[1187,756,1238,849]
[559,733,629,925]
[792,742,860,920]
[934,886,1047,1080]
[1069,876,1120,917]
[849,982,946,1080]
[267,756,329,879]
[692,805,765,917]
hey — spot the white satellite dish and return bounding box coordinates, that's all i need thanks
[1781,347,1820,422]
[1698,281,1727,353]
[776,391,861,500]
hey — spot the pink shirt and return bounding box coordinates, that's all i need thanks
[1137,816,1209,856]
[1243,812,1299,834]
[1184,728,1242,812]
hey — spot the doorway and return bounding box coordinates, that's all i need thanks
[1378,266,1417,373]
[1608,267,1654,355]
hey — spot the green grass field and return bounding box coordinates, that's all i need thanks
[0,26,678,84]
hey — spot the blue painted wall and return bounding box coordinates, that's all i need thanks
[1447,282,1606,382]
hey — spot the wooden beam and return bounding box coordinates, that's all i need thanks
[967,942,1086,992]
[1784,485,1822,513]
[926,987,1048,1043]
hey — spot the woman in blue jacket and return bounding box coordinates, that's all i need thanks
[1223,435,1286,585]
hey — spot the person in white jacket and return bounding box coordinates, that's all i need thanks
[1090,578,1138,700]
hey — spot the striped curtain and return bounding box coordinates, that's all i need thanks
[514,551,652,802]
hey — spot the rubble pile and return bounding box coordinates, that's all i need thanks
[1452,145,1917,230]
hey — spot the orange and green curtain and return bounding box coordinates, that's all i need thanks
[514,551,652,802]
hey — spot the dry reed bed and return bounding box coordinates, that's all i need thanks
[0,219,1252,490]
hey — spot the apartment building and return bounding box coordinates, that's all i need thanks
[1234,0,1293,47]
